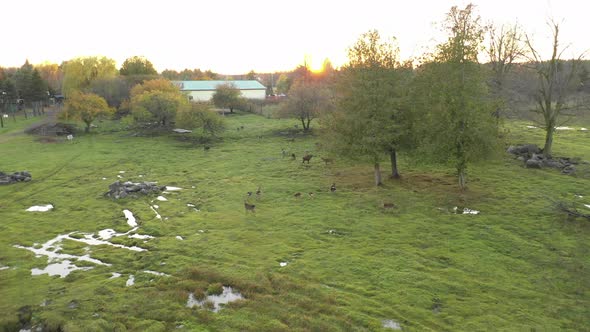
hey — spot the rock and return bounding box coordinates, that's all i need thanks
[562,165,576,175]
[0,171,32,185]
[545,159,564,169]
[516,156,526,162]
[507,144,541,156]
[105,181,166,199]
[526,159,543,169]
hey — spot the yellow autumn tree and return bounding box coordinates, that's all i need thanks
[60,92,114,132]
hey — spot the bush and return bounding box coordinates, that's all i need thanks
[176,103,225,137]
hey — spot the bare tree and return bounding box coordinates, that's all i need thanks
[525,21,586,157]
[487,23,526,121]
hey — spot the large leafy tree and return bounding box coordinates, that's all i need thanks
[413,4,497,189]
[130,78,188,126]
[60,92,114,132]
[279,79,330,131]
[212,83,242,113]
[324,30,410,185]
[176,102,225,137]
[62,56,118,96]
[120,56,157,76]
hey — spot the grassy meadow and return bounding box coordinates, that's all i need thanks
[0,111,589,331]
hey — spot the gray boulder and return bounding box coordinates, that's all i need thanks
[526,159,543,169]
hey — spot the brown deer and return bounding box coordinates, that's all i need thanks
[302,154,313,164]
[320,157,333,165]
[244,202,256,213]
[382,202,396,209]
[330,183,336,193]
[256,187,262,199]
[294,192,302,198]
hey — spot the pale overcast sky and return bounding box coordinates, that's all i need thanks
[1,0,587,73]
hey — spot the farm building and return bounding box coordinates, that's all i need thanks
[173,80,266,101]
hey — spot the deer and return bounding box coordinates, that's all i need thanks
[302,154,313,164]
[320,157,333,165]
[244,202,256,213]
[294,192,302,198]
[256,187,262,199]
[330,183,336,193]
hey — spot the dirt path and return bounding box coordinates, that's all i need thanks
[0,107,60,143]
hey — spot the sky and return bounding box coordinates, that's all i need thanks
[1,0,587,74]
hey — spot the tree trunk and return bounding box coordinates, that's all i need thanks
[389,149,400,179]
[85,122,91,133]
[306,116,311,131]
[230,107,233,113]
[374,162,382,186]
[543,126,554,158]
[458,165,467,190]
[0,114,3,128]
[300,117,307,131]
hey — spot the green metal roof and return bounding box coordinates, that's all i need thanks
[173,80,266,91]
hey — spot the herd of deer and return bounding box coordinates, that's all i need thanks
[244,183,336,213]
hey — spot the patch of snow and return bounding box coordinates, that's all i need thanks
[584,204,590,209]
[173,128,192,133]
[382,319,402,330]
[156,196,167,201]
[279,262,288,267]
[26,204,53,212]
[31,260,93,278]
[176,236,183,240]
[165,186,182,191]
[463,208,480,215]
[187,203,195,207]
[556,126,574,130]
[580,127,588,131]
[150,206,162,220]
[117,175,123,178]
[126,275,135,286]
[152,205,159,209]
[14,234,110,266]
[186,286,244,312]
[119,171,126,174]
[110,272,121,279]
[98,229,117,240]
[526,125,537,129]
[123,209,137,227]
[575,195,583,198]
[129,233,154,240]
[144,270,170,277]
[102,177,107,180]
[0,265,9,271]
[75,234,146,252]
[138,174,144,177]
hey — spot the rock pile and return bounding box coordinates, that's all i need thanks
[507,144,578,174]
[0,171,32,185]
[104,181,166,199]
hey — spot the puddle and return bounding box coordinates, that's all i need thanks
[123,209,137,227]
[31,260,93,278]
[156,196,168,201]
[126,275,135,286]
[110,272,121,279]
[150,205,162,219]
[453,207,480,215]
[176,236,184,240]
[165,186,182,191]
[26,204,54,212]
[556,126,573,130]
[186,286,244,312]
[279,262,288,267]
[144,270,170,277]
[382,319,402,330]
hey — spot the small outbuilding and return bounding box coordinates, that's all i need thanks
[173,80,266,101]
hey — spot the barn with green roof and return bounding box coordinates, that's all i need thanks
[173,80,266,101]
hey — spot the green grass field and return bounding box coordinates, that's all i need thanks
[0,112,588,331]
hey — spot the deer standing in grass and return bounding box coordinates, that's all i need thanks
[302,154,313,164]
[244,202,256,213]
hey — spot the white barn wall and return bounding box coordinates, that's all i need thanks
[187,90,266,101]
